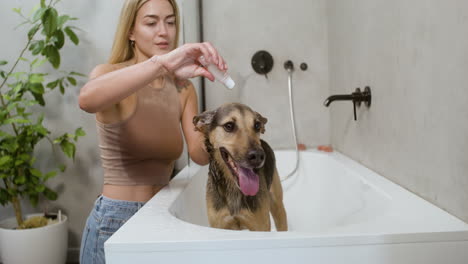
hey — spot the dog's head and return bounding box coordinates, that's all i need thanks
[193,103,268,196]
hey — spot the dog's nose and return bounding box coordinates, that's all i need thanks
[247,149,265,167]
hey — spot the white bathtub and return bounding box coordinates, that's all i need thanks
[105,150,468,264]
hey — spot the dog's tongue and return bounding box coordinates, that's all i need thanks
[238,167,259,196]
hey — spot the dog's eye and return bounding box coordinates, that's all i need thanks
[254,121,262,132]
[223,122,235,132]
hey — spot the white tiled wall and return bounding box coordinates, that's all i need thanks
[327,0,468,222]
[202,0,330,149]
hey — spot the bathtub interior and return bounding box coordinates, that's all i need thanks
[169,150,392,232]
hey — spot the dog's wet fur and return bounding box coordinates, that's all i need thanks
[193,103,287,231]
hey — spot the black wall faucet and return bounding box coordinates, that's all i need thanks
[324,86,372,121]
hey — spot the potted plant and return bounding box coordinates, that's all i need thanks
[0,0,85,263]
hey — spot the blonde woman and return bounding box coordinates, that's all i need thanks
[78,0,226,262]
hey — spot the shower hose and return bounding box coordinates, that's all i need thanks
[280,64,300,182]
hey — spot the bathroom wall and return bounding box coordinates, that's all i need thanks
[327,0,468,222]
[0,0,200,262]
[202,0,330,149]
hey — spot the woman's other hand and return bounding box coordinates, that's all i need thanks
[158,42,227,81]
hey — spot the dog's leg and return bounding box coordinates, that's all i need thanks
[208,205,271,231]
[210,211,242,230]
[236,205,271,231]
[207,198,242,230]
[269,168,288,231]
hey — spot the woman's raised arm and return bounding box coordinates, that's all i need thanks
[79,42,226,113]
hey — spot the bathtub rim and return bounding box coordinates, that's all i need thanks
[105,149,468,253]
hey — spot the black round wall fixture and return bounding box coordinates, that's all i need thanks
[251,50,274,75]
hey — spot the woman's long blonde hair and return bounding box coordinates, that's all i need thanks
[108,0,180,64]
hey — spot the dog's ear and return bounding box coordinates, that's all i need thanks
[255,112,268,134]
[193,110,216,133]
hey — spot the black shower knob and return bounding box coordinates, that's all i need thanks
[251,50,274,75]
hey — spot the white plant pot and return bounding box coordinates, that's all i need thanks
[0,213,68,264]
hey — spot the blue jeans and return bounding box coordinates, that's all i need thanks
[80,195,145,264]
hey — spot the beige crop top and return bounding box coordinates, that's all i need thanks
[96,76,184,185]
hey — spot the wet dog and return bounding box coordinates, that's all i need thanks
[193,103,287,231]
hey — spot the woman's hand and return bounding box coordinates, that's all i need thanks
[158,42,227,81]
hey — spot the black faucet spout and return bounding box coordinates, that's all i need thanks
[323,94,355,107]
[323,87,371,107]
[323,86,372,121]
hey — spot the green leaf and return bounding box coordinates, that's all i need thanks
[67,76,76,86]
[32,92,45,106]
[7,189,17,196]
[44,171,57,180]
[0,61,7,66]
[6,101,19,112]
[64,26,79,45]
[38,127,49,136]
[28,24,41,40]
[28,4,39,17]
[57,15,70,29]
[2,94,11,100]
[42,8,58,37]
[29,74,44,84]
[0,130,12,138]
[30,168,42,177]
[59,164,66,172]
[70,71,86,77]
[34,123,49,136]
[60,141,76,159]
[29,194,39,207]
[59,81,64,94]
[29,83,45,94]
[12,83,22,94]
[75,127,86,137]
[31,58,39,68]
[19,153,31,161]
[54,30,65,49]
[44,188,57,201]
[37,113,44,124]
[4,118,30,124]
[0,156,12,167]
[31,58,47,69]
[44,45,60,69]
[33,7,47,23]
[2,141,19,153]
[14,174,26,185]
[47,80,59,89]
[35,185,46,193]
[25,100,39,107]
[30,40,45,56]
[0,189,9,204]
[12,8,22,15]
[9,72,27,80]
